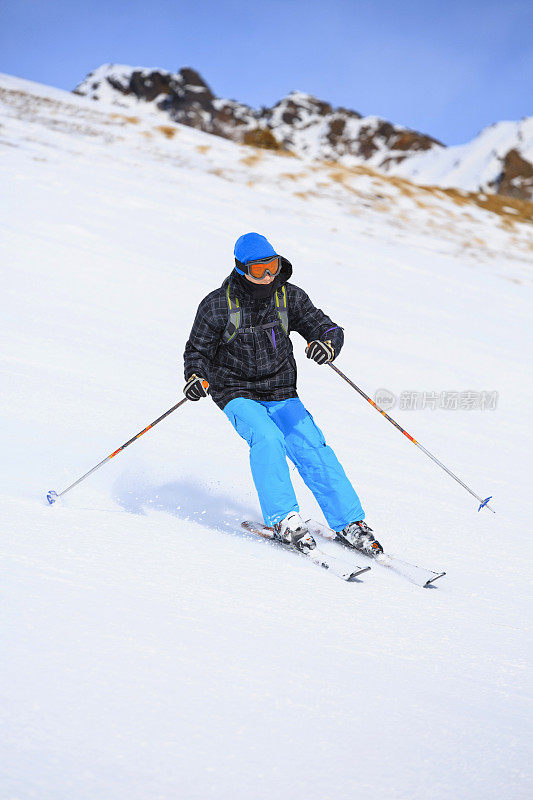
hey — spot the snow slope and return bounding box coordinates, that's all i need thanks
[1,73,532,800]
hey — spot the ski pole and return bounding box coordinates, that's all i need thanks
[328,362,495,513]
[46,397,189,505]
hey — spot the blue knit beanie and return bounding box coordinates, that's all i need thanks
[234,232,277,269]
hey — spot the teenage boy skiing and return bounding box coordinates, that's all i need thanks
[183,232,382,555]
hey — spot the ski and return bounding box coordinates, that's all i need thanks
[305,519,446,588]
[241,521,370,582]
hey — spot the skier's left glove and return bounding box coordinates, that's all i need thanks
[306,340,334,365]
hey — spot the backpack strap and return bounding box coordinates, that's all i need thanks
[275,286,289,334]
[222,284,241,343]
[221,284,289,344]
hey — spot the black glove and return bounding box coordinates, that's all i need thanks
[306,340,334,365]
[184,374,209,401]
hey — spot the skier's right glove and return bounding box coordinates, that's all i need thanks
[184,374,210,401]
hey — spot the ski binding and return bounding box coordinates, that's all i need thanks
[241,521,370,582]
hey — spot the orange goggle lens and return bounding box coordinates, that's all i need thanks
[247,257,280,279]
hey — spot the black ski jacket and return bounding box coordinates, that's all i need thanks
[183,258,344,410]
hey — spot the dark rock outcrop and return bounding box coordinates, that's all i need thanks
[491,148,533,201]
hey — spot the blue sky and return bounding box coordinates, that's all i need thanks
[1,0,531,145]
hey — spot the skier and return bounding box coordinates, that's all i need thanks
[183,232,383,556]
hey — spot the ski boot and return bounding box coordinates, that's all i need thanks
[336,520,383,555]
[274,512,317,554]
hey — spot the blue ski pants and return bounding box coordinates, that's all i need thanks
[223,397,364,530]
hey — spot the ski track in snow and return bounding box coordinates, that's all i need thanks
[1,74,532,800]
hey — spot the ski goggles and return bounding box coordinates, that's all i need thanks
[239,255,281,280]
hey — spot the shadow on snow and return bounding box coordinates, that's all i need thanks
[113,473,260,540]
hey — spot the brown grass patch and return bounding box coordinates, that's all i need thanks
[242,128,282,151]
[441,187,533,225]
[280,172,307,181]
[329,170,346,185]
[327,164,382,195]
[333,162,533,225]
[196,145,211,154]
[240,151,263,168]
[110,114,140,124]
[156,125,178,139]
[385,176,419,198]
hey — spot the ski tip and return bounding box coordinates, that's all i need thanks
[478,496,493,512]
[46,490,59,505]
[424,571,446,588]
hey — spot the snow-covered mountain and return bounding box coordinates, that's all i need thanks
[1,72,531,800]
[393,117,533,200]
[74,63,533,201]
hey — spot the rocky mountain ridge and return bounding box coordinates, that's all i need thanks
[74,66,441,166]
[74,64,533,202]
